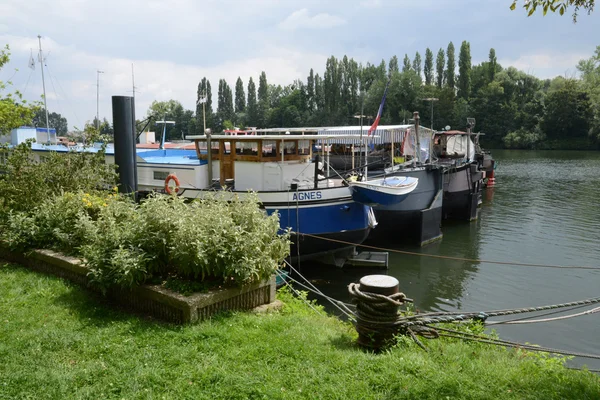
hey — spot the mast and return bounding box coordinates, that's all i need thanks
[131,63,136,101]
[414,111,421,164]
[37,35,51,144]
[96,70,104,130]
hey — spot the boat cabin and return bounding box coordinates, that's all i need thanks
[188,134,320,191]
[432,130,476,162]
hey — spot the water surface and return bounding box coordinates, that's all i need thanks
[300,150,600,369]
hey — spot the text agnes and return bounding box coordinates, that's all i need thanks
[292,191,323,201]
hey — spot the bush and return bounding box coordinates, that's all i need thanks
[0,140,289,293]
[0,138,116,214]
[503,127,544,149]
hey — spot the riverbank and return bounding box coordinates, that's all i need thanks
[1,262,598,399]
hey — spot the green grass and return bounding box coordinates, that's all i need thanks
[1,262,598,400]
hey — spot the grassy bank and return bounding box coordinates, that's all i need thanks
[1,262,598,399]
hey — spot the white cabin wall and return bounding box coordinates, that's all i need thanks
[235,162,264,191]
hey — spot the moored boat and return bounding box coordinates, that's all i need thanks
[348,176,418,206]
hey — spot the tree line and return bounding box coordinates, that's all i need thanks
[14,42,599,150]
[190,42,599,149]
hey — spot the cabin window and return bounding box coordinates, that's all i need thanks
[195,140,219,160]
[222,141,232,155]
[153,171,169,181]
[236,141,259,156]
[298,140,310,155]
[211,141,219,155]
[283,141,297,155]
[262,140,277,159]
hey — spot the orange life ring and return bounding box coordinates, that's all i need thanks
[165,174,181,195]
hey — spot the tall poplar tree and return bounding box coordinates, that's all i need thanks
[196,77,213,132]
[388,55,399,74]
[235,77,245,113]
[446,42,456,90]
[246,77,257,127]
[402,54,412,72]
[488,48,498,82]
[436,48,445,88]
[458,41,472,99]
[257,71,269,127]
[314,73,324,110]
[424,48,434,85]
[412,51,422,78]
[307,68,315,111]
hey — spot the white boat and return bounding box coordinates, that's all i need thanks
[348,176,418,206]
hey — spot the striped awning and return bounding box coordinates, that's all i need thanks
[316,125,431,145]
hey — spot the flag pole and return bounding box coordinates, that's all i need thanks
[37,35,51,144]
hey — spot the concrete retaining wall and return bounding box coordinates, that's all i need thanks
[0,246,276,324]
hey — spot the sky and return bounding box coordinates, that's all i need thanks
[1,0,599,131]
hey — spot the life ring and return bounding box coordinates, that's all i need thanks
[164,174,181,195]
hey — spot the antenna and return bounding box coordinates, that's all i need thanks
[96,70,104,130]
[37,35,52,144]
[156,117,175,150]
[131,63,138,98]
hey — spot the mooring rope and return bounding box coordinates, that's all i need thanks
[397,296,600,328]
[348,282,600,358]
[292,232,600,271]
[278,261,356,320]
[486,306,600,325]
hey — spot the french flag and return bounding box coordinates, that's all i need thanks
[367,78,391,137]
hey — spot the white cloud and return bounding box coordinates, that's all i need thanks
[499,52,587,78]
[1,34,328,130]
[278,9,347,31]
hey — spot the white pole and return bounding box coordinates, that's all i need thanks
[37,35,51,144]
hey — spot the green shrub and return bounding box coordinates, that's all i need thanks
[503,127,544,149]
[0,138,116,214]
[80,193,290,291]
[167,193,289,284]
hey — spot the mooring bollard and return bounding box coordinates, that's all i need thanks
[348,275,406,351]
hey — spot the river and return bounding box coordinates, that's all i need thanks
[298,149,600,370]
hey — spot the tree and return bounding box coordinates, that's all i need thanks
[235,77,245,113]
[510,0,594,22]
[424,48,434,86]
[543,79,592,138]
[196,78,213,133]
[324,56,340,123]
[32,109,68,136]
[402,54,412,73]
[146,100,194,141]
[577,45,600,139]
[257,71,269,128]
[446,42,456,90]
[388,56,399,75]
[488,48,498,82]
[314,73,324,111]
[217,79,234,130]
[436,48,445,88]
[306,68,315,112]
[0,45,36,135]
[458,41,472,99]
[412,51,422,79]
[246,77,258,127]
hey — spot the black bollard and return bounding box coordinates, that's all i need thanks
[112,96,137,198]
[350,275,403,350]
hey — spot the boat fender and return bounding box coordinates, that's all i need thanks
[165,174,181,195]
